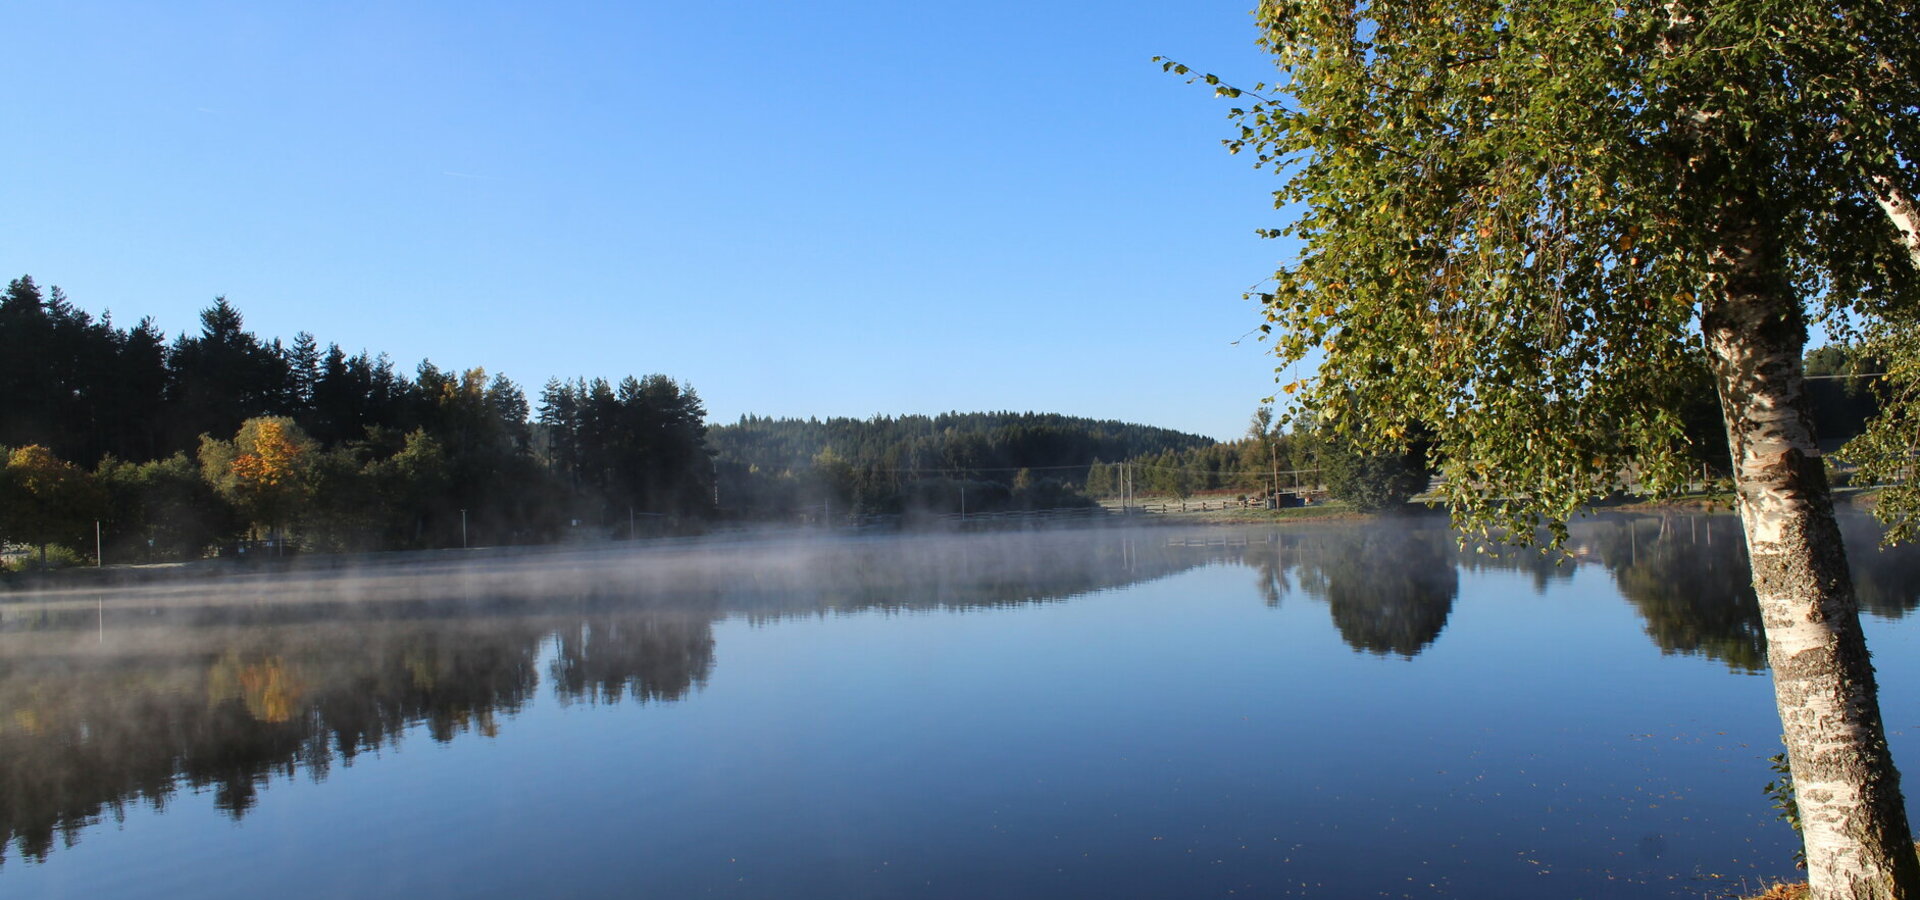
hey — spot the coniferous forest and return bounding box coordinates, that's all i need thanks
[0,276,1219,566]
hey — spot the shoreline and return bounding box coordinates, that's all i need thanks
[2,488,1880,595]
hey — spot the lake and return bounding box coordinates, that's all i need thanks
[4,514,1919,899]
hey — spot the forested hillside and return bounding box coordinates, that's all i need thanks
[0,275,709,561]
[0,274,1219,564]
[709,413,1214,517]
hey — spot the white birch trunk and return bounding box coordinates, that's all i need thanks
[1873,176,1920,271]
[1704,219,1920,900]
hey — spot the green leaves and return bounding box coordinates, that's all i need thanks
[1171,0,1920,546]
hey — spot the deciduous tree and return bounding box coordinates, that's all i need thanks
[200,417,317,545]
[0,445,103,564]
[96,452,231,561]
[1319,439,1427,513]
[1172,1,1920,895]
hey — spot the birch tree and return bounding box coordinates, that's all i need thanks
[1167,1,1920,896]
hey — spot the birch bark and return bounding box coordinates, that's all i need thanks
[1703,216,1920,900]
[1873,177,1920,271]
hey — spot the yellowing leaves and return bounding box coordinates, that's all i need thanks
[12,708,44,736]
[208,653,306,724]
[229,420,305,489]
[238,658,304,724]
[3,445,103,554]
[199,416,318,536]
[8,444,78,491]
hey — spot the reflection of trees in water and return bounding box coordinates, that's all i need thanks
[0,608,713,867]
[1215,513,1919,669]
[551,614,715,705]
[1581,515,1767,673]
[1455,541,1577,594]
[1565,512,1920,671]
[1251,549,1288,608]
[0,623,547,865]
[0,529,1214,866]
[1315,529,1459,657]
[1219,524,1461,658]
[1840,516,1920,620]
[13,519,1913,867]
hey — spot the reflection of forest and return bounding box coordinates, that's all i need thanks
[6,518,1916,866]
[1573,513,1920,672]
[1221,525,1461,657]
[0,620,551,865]
[0,530,1214,866]
[1840,516,1920,620]
[1580,515,1767,672]
[1216,512,1920,669]
[550,615,714,705]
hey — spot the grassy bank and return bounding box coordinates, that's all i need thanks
[1095,488,1755,525]
[1738,844,1920,899]
[1094,496,1372,524]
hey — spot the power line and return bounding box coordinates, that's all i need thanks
[719,461,1321,479]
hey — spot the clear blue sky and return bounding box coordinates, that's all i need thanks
[2,1,1302,441]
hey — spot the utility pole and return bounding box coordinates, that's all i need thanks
[95,521,102,566]
[461,509,468,549]
[1270,441,1280,505]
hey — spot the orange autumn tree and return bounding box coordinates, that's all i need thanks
[0,444,103,565]
[199,417,317,546]
[207,652,306,724]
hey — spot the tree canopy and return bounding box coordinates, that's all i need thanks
[0,445,102,563]
[0,278,1220,559]
[1170,1,1920,895]
[1168,0,1919,542]
[707,412,1211,517]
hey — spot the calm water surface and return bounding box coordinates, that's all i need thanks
[5,515,1920,899]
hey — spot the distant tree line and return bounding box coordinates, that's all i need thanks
[1085,406,1314,502]
[537,376,713,523]
[0,275,1227,564]
[1093,346,1879,514]
[0,275,712,564]
[1083,413,1430,512]
[1803,344,1885,449]
[707,413,1215,518]
[5,268,1879,560]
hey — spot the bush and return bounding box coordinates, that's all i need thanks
[3,543,87,571]
[1320,443,1429,513]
